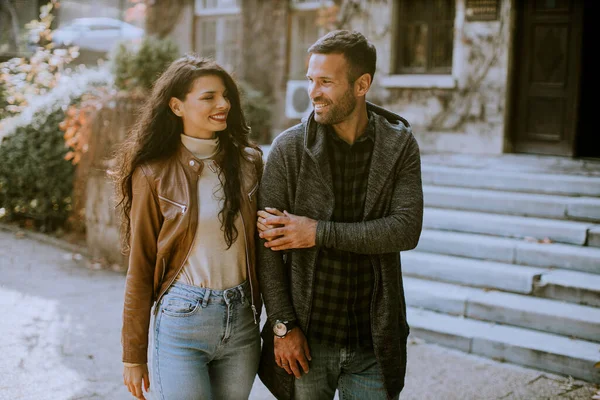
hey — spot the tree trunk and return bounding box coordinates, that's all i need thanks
[144,0,192,38]
[240,0,289,141]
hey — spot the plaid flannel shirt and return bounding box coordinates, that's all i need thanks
[308,115,376,348]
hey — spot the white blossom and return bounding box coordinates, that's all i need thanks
[0,67,113,142]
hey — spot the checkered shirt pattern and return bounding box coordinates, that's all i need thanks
[308,116,376,348]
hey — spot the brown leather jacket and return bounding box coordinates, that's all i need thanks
[121,142,263,364]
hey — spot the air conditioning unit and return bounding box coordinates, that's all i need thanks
[285,80,312,119]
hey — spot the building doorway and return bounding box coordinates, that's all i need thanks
[511,0,588,157]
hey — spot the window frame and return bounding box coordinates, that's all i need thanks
[393,0,456,75]
[288,9,326,80]
[194,10,242,72]
[383,0,462,89]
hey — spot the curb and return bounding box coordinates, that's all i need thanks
[0,222,90,258]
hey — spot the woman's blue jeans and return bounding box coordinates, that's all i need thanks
[151,280,260,400]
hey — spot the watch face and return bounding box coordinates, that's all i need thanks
[273,322,287,337]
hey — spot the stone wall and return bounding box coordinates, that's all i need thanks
[263,0,514,154]
[85,96,143,267]
[354,0,513,154]
[165,0,515,153]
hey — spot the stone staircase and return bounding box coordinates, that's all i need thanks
[403,155,600,384]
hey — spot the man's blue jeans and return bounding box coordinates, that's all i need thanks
[293,340,398,400]
[151,280,260,400]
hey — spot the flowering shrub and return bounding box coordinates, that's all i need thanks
[0,1,80,118]
[0,68,112,230]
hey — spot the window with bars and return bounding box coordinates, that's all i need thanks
[194,15,241,71]
[394,0,455,74]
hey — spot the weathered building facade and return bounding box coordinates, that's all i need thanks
[171,0,594,157]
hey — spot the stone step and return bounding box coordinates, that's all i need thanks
[402,251,545,294]
[421,164,600,197]
[590,226,600,248]
[406,307,600,383]
[416,230,600,274]
[404,277,600,342]
[423,208,593,246]
[402,251,600,306]
[534,269,600,307]
[423,185,600,222]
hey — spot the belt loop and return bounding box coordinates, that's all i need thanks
[201,288,211,308]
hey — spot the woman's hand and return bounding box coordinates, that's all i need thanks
[123,364,150,399]
[257,207,285,240]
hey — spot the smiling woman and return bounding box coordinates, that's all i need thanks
[112,54,264,400]
[168,75,231,140]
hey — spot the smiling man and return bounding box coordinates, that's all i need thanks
[256,30,424,400]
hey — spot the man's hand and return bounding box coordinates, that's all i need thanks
[259,211,317,251]
[274,328,312,378]
[123,364,150,399]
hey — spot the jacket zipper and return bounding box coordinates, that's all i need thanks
[158,195,188,214]
[247,183,258,201]
[153,258,168,317]
[155,235,195,309]
[239,212,258,324]
[154,178,197,308]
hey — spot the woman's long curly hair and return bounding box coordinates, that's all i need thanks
[113,54,261,252]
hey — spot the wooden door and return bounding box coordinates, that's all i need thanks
[512,0,583,156]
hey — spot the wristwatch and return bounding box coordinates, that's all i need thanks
[273,319,297,338]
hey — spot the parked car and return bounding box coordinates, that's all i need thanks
[52,17,144,53]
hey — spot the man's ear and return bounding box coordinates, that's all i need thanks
[355,73,372,97]
[169,97,183,117]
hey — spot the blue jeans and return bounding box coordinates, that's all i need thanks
[293,340,397,400]
[151,281,260,400]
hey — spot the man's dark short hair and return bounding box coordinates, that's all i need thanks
[307,30,377,83]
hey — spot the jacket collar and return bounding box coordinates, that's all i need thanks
[303,101,412,217]
[175,141,225,174]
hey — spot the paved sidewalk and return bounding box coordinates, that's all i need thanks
[0,229,597,400]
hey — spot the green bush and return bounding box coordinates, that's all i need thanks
[111,36,179,92]
[238,80,272,144]
[0,107,75,231]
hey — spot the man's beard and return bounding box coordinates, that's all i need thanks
[313,87,356,125]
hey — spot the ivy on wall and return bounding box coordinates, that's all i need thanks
[428,9,507,131]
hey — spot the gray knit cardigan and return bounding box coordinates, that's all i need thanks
[257,102,424,400]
